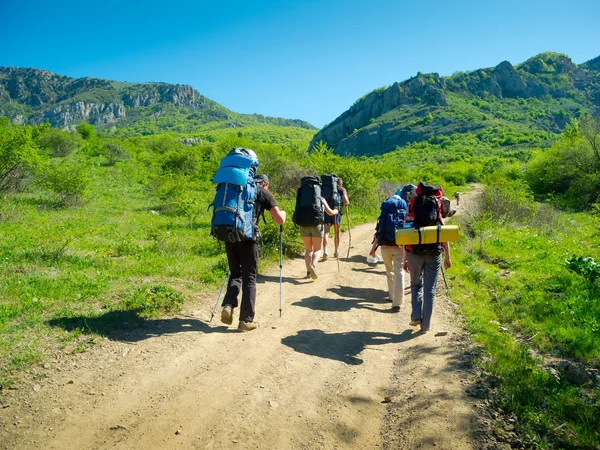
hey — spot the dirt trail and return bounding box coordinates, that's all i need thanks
[1,189,483,450]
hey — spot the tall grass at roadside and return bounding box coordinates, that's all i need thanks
[450,180,600,448]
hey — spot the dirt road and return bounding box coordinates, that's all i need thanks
[1,196,482,449]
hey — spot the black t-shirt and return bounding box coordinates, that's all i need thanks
[255,187,278,225]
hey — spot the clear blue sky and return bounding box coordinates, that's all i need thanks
[1,0,599,128]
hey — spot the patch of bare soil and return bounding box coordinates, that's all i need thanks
[1,187,496,449]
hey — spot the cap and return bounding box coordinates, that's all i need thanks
[254,174,269,184]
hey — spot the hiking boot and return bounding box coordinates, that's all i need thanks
[409,318,421,327]
[322,253,329,261]
[309,264,318,280]
[221,304,234,325]
[419,328,430,334]
[334,251,340,258]
[238,320,259,332]
[391,306,401,312]
[305,271,311,279]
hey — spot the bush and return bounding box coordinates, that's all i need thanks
[39,159,89,205]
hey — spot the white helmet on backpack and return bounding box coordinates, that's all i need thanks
[229,147,259,171]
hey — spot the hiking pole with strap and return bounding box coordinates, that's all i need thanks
[345,205,352,259]
[210,269,230,322]
[279,225,283,317]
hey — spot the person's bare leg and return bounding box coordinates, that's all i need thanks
[311,236,322,266]
[302,236,313,271]
[322,224,331,257]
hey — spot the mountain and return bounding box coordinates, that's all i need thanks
[311,52,600,156]
[0,67,316,133]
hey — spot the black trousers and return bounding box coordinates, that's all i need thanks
[223,240,259,323]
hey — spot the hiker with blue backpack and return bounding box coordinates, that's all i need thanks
[210,148,287,332]
[292,176,339,280]
[403,182,452,334]
[369,187,410,310]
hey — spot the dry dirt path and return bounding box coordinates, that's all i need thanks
[1,189,483,450]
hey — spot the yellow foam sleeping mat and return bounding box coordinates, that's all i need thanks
[395,225,459,246]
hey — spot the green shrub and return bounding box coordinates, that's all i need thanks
[124,284,185,317]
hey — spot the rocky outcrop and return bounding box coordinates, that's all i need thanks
[29,102,126,127]
[0,68,213,129]
[311,74,447,152]
[122,84,195,108]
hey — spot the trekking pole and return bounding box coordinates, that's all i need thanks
[210,269,230,322]
[345,205,352,259]
[440,266,449,291]
[279,225,283,318]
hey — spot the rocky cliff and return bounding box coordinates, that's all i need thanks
[0,67,315,131]
[311,52,600,156]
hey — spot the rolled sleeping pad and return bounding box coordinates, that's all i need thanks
[395,225,459,246]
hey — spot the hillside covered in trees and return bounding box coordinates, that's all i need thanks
[312,52,600,156]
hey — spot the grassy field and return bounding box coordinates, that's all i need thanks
[450,183,600,448]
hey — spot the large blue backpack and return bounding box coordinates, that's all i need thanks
[210,148,259,243]
[377,195,407,246]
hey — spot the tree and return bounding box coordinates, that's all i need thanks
[0,123,46,194]
[76,122,96,140]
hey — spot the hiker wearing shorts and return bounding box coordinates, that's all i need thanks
[323,177,349,259]
[221,174,287,331]
[301,198,338,279]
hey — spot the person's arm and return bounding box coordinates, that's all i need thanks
[270,206,286,225]
[369,240,378,257]
[322,198,339,216]
[403,246,409,272]
[442,242,451,269]
[341,188,349,206]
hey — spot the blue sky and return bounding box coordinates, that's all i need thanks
[1,0,599,128]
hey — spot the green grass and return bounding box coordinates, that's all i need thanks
[450,193,600,448]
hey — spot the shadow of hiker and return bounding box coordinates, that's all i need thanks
[342,254,369,264]
[328,286,388,303]
[256,273,308,286]
[47,310,233,343]
[350,266,386,275]
[292,295,393,314]
[282,329,418,365]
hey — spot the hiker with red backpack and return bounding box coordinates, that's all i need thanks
[210,148,287,332]
[292,176,339,280]
[403,182,452,333]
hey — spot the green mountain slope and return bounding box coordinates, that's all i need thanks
[311,52,600,156]
[0,67,316,134]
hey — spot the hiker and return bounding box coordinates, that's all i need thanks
[369,191,408,310]
[368,184,416,257]
[403,182,452,333]
[211,148,286,332]
[453,191,460,206]
[292,176,339,280]
[322,176,349,260]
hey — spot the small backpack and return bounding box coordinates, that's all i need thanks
[377,195,407,246]
[293,176,324,226]
[410,182,443,255]
[440,196,455,218]
[320,174,340,209]
[210,148,259,243]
